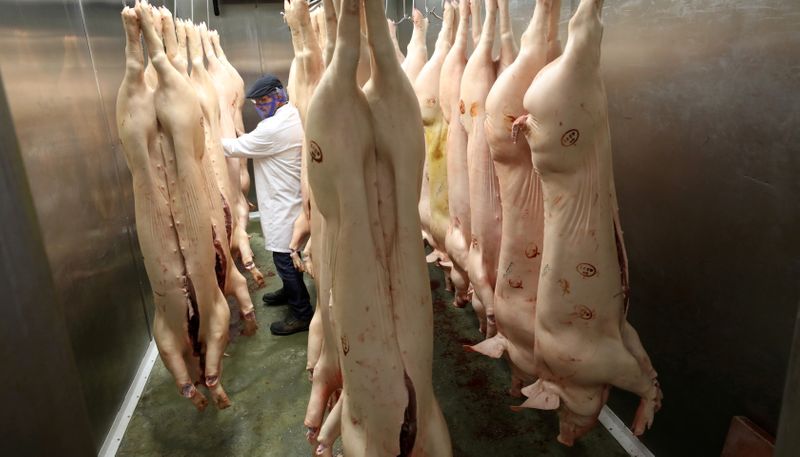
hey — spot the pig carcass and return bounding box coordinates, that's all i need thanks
[305,0,451,454]
[200,25,265,288]
[469,0,561,398]
[514,0,662,444]
[119,1,232,410]
[415,2,456,267]
[440,0,473,308]
[459,0,502,335]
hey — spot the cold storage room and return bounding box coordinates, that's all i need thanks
[1,0,798,456]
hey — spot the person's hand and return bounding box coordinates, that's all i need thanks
[290,249,305,272]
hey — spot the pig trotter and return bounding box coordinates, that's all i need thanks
[240,310,259,336]
[632,380,662,435]
[180,383,208,411]
[306,427,318,443]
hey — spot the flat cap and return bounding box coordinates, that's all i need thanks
[246,74,284,99]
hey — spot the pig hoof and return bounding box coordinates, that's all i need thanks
[557,433,575,447]
[180,385,208,412]
[240,311,259,336]
[193,395,208,412]
[180,383,196,398]
[631,382,661,435]
[306,427,318,443]
[215,394,232,409]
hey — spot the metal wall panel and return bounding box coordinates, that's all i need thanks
[601,1,800,455]
[407,0,800,455]
[0,71,96,457]
[0,0,152,450]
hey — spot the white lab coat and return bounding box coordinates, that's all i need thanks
[221,103,304,253]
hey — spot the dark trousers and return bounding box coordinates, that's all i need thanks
[272,252,313,321]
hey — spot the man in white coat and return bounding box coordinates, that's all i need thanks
[221,74,313,336]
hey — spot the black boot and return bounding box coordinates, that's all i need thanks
[269,316,310,336]
[262,288,287,306]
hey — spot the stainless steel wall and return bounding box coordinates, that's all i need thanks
[421,0,800,455]
[0,0,153,450]
[602,1,799,455]
[0,72,97,457]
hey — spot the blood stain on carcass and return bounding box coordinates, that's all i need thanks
[508,279,523,289]
[309,140,323,163]
[459,100,466,115]
[341,335,350,356]
[470,102,478,117]
[576,263,597,278]
[525,244,541,258]
[560,129,580,147]
[558,278,571,295]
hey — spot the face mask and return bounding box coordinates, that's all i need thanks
[254,88,288,120]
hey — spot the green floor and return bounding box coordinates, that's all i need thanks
[117,222,629,456]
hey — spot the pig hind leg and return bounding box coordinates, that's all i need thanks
[620,321,662,434]
[153,293,208,411]
[596,338,661,436]
[449,261,470,307]
[468,250,495,336]
[224,263,258,336]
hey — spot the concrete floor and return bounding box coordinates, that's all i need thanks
[117,222,629,457]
